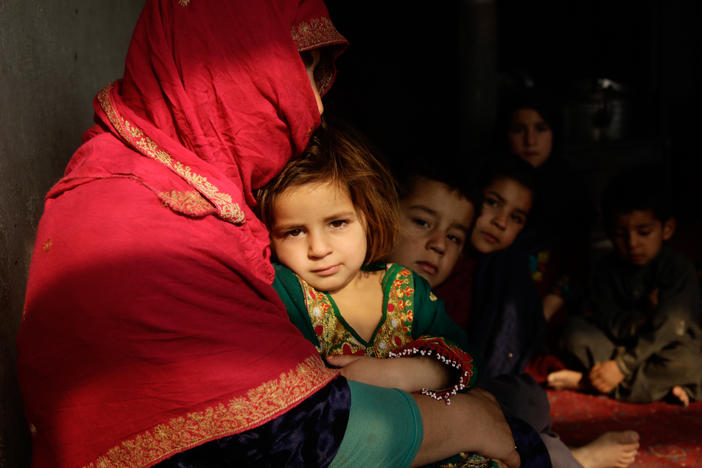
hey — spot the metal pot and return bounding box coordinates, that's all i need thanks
[565,78,632,143]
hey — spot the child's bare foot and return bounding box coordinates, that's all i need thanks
[672,386,690,407]
[547,369,583,390]
[571,431,639,468]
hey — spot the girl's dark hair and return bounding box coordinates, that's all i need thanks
[256,124,399,265]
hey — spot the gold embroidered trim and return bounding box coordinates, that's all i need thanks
[291,17,347,95]
[291,17,346,52]
[301,268,414,358]
[376,268,414,354]
[85,356,337,468]
[97,83,245,225]
[159,190,215,217]
[177,0,190,6]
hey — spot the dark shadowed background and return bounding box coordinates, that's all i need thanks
[1,1,699,466]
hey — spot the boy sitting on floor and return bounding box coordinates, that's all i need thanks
[548,166,702,406]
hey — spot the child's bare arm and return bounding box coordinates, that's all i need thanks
[326,354,451,392]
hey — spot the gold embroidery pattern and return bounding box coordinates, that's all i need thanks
[291,17,346,52]
[97,83,245,225]
[42,238,53,253]
[300,269,414,359]
[85,356,337,468]
[438,452,494,468]
[159,190,215,217]
[291,17,347,94]
[301,282,363,357]
[177,0,190,5]
[375,268,414,354]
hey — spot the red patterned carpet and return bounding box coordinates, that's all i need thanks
[548,389,702,467]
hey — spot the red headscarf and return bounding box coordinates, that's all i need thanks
[17,1,347,466]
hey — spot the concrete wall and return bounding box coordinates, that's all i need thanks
[0,2,144,465]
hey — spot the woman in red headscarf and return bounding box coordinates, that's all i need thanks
[16,1,520,467]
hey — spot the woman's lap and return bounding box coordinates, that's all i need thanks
[156,377,350,467]
[155,378,423,468]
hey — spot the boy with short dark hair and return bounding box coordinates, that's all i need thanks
[550,166,702,406]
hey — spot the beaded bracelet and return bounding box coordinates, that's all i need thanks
[388,336,476,405]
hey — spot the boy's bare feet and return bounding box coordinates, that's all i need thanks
[672,386,690,407]
[571,431,639,468]
[547,369,583,390]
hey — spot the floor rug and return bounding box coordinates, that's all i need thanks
[548,389,702,467]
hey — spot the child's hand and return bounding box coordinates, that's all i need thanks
[326,354,451,392]
[588,360,625,394]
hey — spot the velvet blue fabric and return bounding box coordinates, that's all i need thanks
[506,414,553,468]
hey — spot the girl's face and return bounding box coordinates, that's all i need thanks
[303,49,324,115]
[390,179,475,288]
[508,108,553,168]
[470,177,533,254]
[270,181,367,293]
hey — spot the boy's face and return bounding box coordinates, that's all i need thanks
[390,179,474,288]
[270,181,367,293]
[610,209,675,266]
[470,177,532,254]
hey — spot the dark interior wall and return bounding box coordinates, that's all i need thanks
[0,2,144,466]
[325,2,471,165]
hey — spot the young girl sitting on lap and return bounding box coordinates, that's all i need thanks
[256,125,522,468]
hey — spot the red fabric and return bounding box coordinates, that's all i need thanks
[16,1,348,467]
[523,353,566,384]
[435,256,477,329]
[549,390,702,467]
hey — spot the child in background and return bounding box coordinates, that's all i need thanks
[389,163,476,290]
[390,156,640,468]
[462,156,544,378]
[395,155,555,378]
[549,167,702,406]
[497,89,594,324]
[256,125,514,468]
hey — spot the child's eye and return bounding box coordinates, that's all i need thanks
[509,123,526,134]
[536,122,551,133]
[510,213,525,225]
[284,228,303,238]
[447,234,464,246]
[638,230,652,237]
[484,197,499,208]
[412,218,431,229]
[329,219,349,229]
